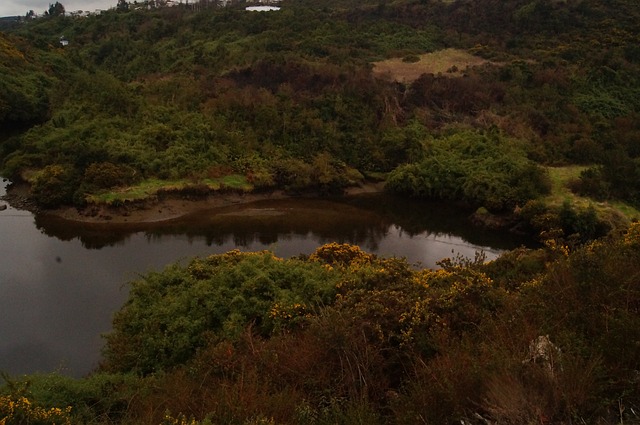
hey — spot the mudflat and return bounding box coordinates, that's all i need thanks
[3,182,385,224]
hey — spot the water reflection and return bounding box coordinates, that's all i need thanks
[34,195,528,255]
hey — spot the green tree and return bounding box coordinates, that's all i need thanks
[116,0,130,12]
[47,2,65,17]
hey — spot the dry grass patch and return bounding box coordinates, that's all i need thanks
[372,48,490,83]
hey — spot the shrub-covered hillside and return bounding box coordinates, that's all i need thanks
[2,228,640,424]
[0,0,639,219]
[2,1,640,424]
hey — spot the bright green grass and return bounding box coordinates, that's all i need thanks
[544,166,640,221]
[86,175,253,205]
[610,201,640,220]
[544,165,588,206]
[211,174,253,191]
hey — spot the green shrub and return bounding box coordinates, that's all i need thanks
[0,372,139,424]
[386,131,550,211]
[559,200,610,244]
[30,164,78,208]
[83,161,139,190]
[102,250,341,374]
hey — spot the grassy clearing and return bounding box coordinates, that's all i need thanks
[87,178,169,204]
[544,166,640,221]
[610,201,640,219]
[371,48,490,83]
[86,175,253,205]
[213,174,253,190]
[544,165,588,206]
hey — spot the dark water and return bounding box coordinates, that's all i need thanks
[0,180,531,377]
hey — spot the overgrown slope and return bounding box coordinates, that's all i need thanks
[3,228,640,423]
[0,0,638,217]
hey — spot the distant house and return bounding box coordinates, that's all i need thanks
[59,36,69,47]
[69,10,92,17]
[245,5,280,11]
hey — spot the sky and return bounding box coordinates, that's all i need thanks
[0,0,117,17]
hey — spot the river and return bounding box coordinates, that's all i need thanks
[0,179,530,377]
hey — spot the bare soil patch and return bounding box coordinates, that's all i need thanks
[372,48,490,83]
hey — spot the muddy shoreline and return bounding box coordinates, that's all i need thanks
[1,181,387,225]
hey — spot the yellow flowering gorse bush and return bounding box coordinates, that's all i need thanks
[268,302,312,330]
[309,243,375,268]
[623,221,640,247]
[0,395,72,425]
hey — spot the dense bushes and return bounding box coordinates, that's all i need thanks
[102,250,341,374]
[386,130,551,211]
[2,0,640,423]
[573,151,640,207]
[4,231,640,424]
[100,230,640,424]
[29,164,78,207]
[0,33,52,133]
[0,372,139,424]
[2,0,640,213]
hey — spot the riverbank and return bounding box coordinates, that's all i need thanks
[2,181,387,225]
